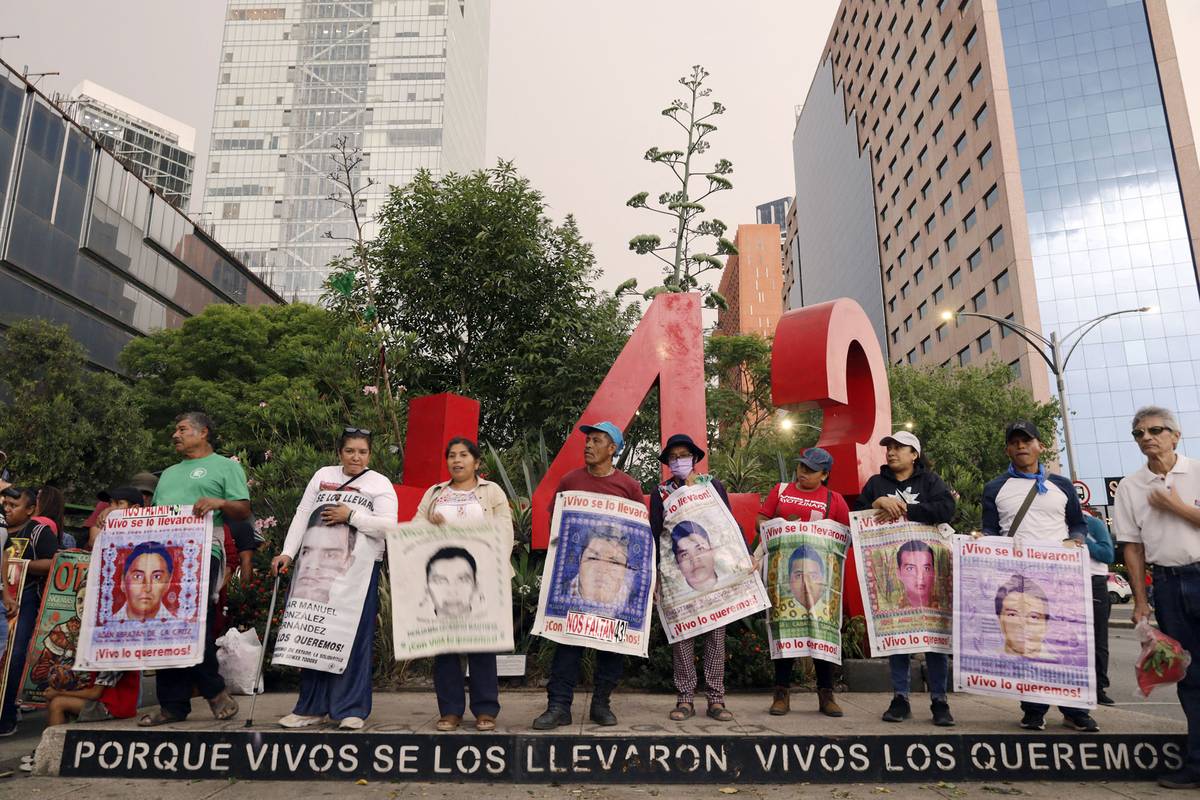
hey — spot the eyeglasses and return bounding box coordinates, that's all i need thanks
[343,427,372,437]
[1132,426,1172,439]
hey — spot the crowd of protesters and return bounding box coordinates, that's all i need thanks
[1,403,1198,789]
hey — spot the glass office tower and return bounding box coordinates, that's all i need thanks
[202,0,491,303]
[0,61,280,373]
[997,0,1200,486]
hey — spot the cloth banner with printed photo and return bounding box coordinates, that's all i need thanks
[385,521,514,659]
[849,511,952,656]
[75,505,213,671]
[532,491,655,657]
[952,535,1095,709]
[19,550,91,706]
[273,487,380,674]
[656,482,769,644]
[0,559,28,706]
[761,517,850,664]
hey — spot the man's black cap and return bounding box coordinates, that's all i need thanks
[659,433,705,464]
[1006,421,1042,442]
[106,487,148,507]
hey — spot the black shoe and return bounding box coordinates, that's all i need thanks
[0,722,18,738]
[589,697,618,727]
[931,699,956,727]
[1158,770,1200,790]
[881,694,911,723]
[1019,710,1046,730]
[1062,713,1099,732]
[1097,690,1116,706]
[531,706,572,730]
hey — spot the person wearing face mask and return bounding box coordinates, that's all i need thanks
[648,433,738,722]
[271,427,398,731]
[855,430,957,727]
[754,446,850,718]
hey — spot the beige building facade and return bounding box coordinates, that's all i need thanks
[790,0,1200,499]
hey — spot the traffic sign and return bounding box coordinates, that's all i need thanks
[1072,480,1091,505]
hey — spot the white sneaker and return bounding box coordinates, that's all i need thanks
[338,716,365,730]
[278,713,325,729]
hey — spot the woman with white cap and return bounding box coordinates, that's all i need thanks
[856,430,957,727]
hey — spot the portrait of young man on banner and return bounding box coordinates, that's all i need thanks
[75,505,213,671]
[761,518,850,663]
[532,491,655,657]
[387,521,514,660]
[656,484,769,644]
[20,551,91,705]
[273,499,377,675]
[850,511,953,656]
[953,535,1095,708]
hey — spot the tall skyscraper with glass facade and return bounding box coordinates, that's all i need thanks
[789,0,1200,502]
[202,0,490,302]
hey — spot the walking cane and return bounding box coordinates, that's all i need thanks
[245,572,281,728]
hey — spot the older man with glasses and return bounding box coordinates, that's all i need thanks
[1114,406,1200,790]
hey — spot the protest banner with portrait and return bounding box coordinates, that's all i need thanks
[761,517,850,664]
[272,485,381,674]
[952,535,1095,709]
[0,559,28,707]
[19,550,90,706]
[75,505,213,671]
[385,520,514,659]
[656,482,769,644]
[849,511,952,656]
[532,491,655,657]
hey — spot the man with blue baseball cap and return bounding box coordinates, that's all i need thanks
[533,420,645,730]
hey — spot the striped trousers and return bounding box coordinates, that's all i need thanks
[671,626,726,705]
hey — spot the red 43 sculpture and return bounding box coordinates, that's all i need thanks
[393,292,890,624]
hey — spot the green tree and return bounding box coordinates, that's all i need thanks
[887,362,1061,530]
[0,320,150,498]
[337,161,640,447]
[626,64,737,308]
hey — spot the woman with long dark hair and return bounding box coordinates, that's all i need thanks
[270,427,397,730]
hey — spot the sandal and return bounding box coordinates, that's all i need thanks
[208,691,239,721]
[706,703,734,722]
[475,714,496,732]
[669,702,695,721]
[137,709,183,727]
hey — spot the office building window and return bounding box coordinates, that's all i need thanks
[977,330,992,353]
[945,59,959,83]
[988,226,1005,252]
[901,281,911,299]
[889,296,897,313]
[958,170,972,192]
[978,143,993,168]
[933,122,944,144]
[885,266,894,282]
[968,247,982,271]
[964,25,977,52]
[969,64,983,90]
[949,268,962,288]
[930,86,941,109]
[963,208,977,231]
[958,347,971,366]
[972,288,987,311]
[937,157,950,179]
[907,349,918,364]
[933,284,945,304]
[904,315,914,332]
[973,103,990,129]
[921,180,932,200]
[936,324,948,342]
[982,185,1000,211]
[914,266,925,285]
[918,300,929,319]
[1001,313,1015,338]
[918,145,929,166]
[941,193,954,215]
[925,214,936,234]
[891,328,900,344]
[954,133,967,156]
[930,250,941,269]
[993,269,1010,293]
[1009,359,1021,379]
[949,94,963,119]
[921,336,933,355]
[945,230,958,252]
[941,23,955,47]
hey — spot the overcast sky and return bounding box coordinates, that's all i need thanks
[4,1,1199,295]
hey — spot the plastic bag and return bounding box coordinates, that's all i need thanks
[1135,619,1191,697]
[216,627,264,695]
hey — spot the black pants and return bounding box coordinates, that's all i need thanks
[775,657,834,689]
[1092,573,1111,690]
[0,587,41,727]
[546,644,624,710]
[434,653,500,717]
[157,556,226,719]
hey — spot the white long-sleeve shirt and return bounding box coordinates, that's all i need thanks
[282,466,399,561]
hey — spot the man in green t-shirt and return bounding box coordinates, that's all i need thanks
[139,411,250,726]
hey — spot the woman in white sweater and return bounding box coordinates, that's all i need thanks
[270,427,398,730]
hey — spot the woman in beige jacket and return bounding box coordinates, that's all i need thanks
[357,437,513,732]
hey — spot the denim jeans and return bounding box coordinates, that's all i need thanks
[1152,567,1200,775]
[434,652,499,718]
[889,652,948,701]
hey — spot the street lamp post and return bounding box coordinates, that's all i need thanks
[942,306,1154,484]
